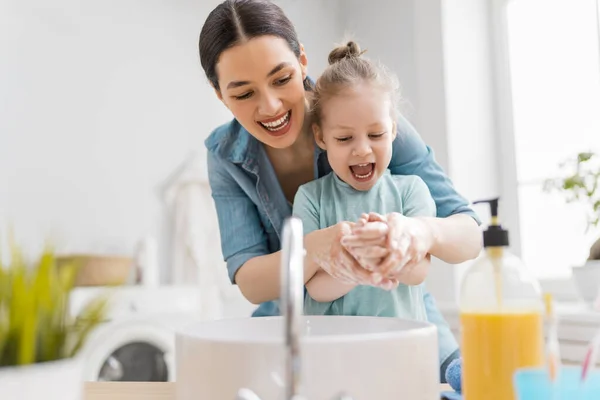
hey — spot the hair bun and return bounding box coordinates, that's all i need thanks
[327,41,364,65]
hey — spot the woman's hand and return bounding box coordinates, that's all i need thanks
[305,221,376,286]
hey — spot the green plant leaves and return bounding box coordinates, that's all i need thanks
[544,151,600,232]
[0,241,110,367]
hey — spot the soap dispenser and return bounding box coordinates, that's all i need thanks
[459,197,545,400]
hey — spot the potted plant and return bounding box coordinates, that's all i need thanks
[0,236,110,400]
[543,151,600,302]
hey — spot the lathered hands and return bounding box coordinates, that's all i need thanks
[341,212,434,287]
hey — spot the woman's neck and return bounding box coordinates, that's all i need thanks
[264,117,316,203]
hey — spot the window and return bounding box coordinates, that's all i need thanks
[503,0,600,277]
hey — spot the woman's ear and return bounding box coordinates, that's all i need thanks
[213,86,230,110]
[313,123,327,150]
[299,43,309,81]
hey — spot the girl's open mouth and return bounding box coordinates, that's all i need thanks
[257,111,292,137]
[350,163,375,182]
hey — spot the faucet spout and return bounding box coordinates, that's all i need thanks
[280,217,305,399]
[236,217,353,400]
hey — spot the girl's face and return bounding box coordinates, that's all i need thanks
[313,83,397,191]
[215,35,309,149]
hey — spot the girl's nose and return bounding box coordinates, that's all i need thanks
[352,140,373,157]
[258,91,283,116]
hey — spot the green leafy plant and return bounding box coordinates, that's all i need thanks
[543,151,600,231]
[0,235,110,367]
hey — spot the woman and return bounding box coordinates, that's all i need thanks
[198,0,482,380]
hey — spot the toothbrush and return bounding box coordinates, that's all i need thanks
[544,293,561,382]
[580,329,600,382]
[581,287,600,382]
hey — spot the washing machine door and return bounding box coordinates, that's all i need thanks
[81,319,176,382]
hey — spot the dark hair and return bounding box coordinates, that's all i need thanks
[311,41,401,127]
[199,0,307,91]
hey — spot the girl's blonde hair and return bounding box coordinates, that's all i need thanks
[310,41,401,127]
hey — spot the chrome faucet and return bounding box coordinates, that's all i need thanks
[236,217,353,400]
[280,217,305,400]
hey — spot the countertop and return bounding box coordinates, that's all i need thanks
[84,382,453,399]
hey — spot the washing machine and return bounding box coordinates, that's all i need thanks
[71,285,255,382]
[80,312,196,381]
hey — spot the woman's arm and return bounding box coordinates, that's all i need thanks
[305,269,356,302]
[401,175,482,265]
[419,214,482,263]
[389,115,482,264]
[292,186,375,291]
[208,152,335,304]
[208,153,373,305]
[235,225,353,304]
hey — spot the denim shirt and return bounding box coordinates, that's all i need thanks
[205,114,480,369]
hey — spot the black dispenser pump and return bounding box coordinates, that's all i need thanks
[473,197,509,247]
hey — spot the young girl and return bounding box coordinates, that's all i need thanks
[293,41,435,321]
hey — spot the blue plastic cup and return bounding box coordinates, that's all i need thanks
[514,366,600,399]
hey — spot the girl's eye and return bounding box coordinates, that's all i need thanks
[275,75,292,86]
[335,137,351,142]
[369,132,386,138]
[233,92,253,100]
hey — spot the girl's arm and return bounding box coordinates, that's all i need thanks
[305,270,356,302]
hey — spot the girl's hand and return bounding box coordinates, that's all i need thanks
[341,212,434,286]
[346,213,389,260]
[341,213,400,290]
[377,212,434,281]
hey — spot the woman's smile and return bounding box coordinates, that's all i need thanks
[257,110,292,137]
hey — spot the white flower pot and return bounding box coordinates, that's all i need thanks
[0,356,84,400]
[572,260,600,304]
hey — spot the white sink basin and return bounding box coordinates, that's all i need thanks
[175,315,439,400]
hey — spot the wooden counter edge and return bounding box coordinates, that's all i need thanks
[85,382,452,399]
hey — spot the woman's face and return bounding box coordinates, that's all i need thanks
[215,36,309,149]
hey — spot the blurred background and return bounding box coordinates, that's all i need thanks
[1,0,599,382]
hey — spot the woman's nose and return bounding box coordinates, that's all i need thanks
[258,91,283,116]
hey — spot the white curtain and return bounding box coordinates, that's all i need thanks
[164,152,232,320]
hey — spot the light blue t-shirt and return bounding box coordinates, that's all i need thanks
[292,170,436,321]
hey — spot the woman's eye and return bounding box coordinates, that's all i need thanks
[234,92,253,100]
[275,75,292,85]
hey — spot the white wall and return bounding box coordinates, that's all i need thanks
[273,0,342,77]
[0,0,340,281]
[440,0,501,300]
[2,0,228,274]
[339,0,422,154]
